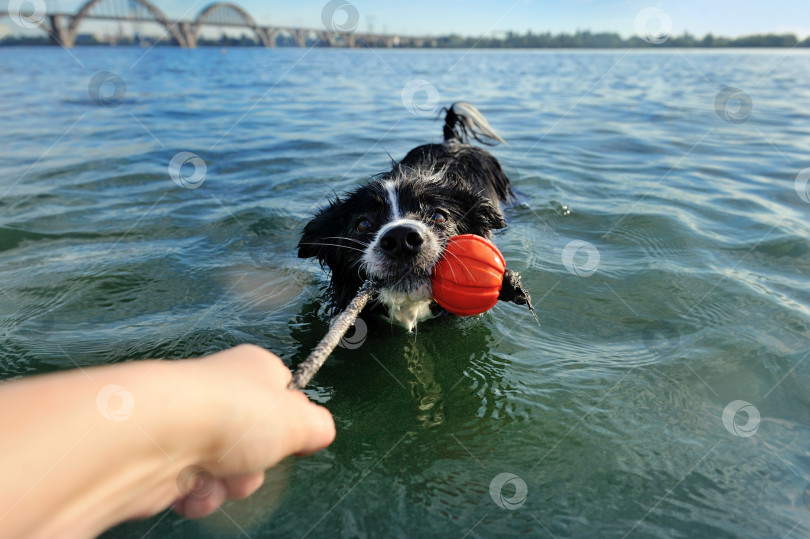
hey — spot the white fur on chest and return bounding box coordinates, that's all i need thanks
[378,284,435,332]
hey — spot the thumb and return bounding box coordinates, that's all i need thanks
[285,393,336,457]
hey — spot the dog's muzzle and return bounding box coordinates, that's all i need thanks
[379,224,424,258]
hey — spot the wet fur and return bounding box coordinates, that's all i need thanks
[299,103,529,329]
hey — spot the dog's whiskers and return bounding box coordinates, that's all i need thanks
[298,242,367,254]
[444,249,476,282]
[323,236,370,248]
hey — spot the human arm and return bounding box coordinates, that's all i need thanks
[0,344,334,538]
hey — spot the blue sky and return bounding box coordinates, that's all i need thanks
[6,0,810,39]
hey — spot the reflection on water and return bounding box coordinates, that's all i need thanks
[405,338,444,427]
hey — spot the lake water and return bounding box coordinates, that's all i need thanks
[1,46,809,538]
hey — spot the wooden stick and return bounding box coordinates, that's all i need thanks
[288,281,376,390]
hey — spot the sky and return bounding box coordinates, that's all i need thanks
[3,0,810,40]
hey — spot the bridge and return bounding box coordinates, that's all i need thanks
[5,0,425,48]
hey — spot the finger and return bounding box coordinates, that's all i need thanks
[271,357,293,387]
[287,399,336,457]
[223,471,265,500]
[173,480,228,520]
[230,344,292,386]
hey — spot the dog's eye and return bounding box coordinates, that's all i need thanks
[430,211,447,225]
[356,218,373,233]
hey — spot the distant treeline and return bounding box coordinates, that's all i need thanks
[1,30,807,48]
[435,30,805,48]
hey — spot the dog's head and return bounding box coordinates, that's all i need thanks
[299,165,506,329]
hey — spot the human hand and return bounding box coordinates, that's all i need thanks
[167,344,335,519]
[0,343,334,537]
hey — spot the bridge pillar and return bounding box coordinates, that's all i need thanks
[264,28,278,47]
[178,22,195,48]
[48,14,75,47]
[255,28,271,47]
[317,31,334,47]
[292,29,307,47]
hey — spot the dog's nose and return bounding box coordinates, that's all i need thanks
[379,225,424,258]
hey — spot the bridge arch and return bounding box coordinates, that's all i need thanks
[68,0,186,47]
[24,17,54,40]
[192,3,270,47]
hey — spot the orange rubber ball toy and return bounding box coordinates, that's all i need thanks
[431,234,506,316]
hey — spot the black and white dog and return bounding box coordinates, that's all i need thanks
[299,102,531,331]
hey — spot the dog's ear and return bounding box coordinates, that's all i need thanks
[298,201,341,259]
[499,269,540,325]
[481,200,507,230]
[298,223,319,259]
[469,198,507,234]
[451,194,507,237]
[499,269,530,305]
